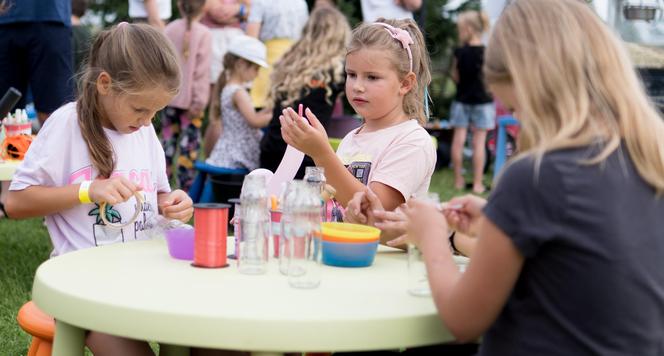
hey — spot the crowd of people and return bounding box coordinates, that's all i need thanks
[2,0,664,355]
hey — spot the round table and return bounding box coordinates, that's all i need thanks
[0,159,20,180]
[33,238,465,356]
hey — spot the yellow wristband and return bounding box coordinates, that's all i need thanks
[78,180,93,204]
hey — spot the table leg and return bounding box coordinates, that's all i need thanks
[52,320,85,356]
[160,344,190,356]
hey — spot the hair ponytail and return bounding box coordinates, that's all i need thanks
[178,0,207,61]
[77,23,180,178]
[210,53,242,122]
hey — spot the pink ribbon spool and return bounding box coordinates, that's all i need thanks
[193,203,230,268]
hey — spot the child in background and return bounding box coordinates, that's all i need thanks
[206,35,272,170]
[259,5,351,178]
[71,0,92,75]
[5,23,192,355]
[450,10,493,194]
[246,0,309,108]
[163,0,211,191]
[280,18,436,244]
[385,0,664,354]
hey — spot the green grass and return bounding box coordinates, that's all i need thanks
[0,218,51,355]
[0,168,489,355]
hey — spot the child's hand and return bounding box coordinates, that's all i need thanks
[89,177,139,205]
[401,198,450,249]
[158,190,194,223]
[442,195,487,238]
[345,189,382,225]
[280,107,332,159]
[374,208,409,247]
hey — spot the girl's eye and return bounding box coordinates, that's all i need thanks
[368,75,378,81]
[346,73,356,79]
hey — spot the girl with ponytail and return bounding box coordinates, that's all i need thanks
[163,0,211,191]
[6,22,193,354]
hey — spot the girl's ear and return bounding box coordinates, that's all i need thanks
[399,72,416,97]
[96,72,112,96]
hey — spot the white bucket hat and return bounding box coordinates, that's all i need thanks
[227,35,268,68]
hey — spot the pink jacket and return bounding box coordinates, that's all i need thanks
[165,19,212,114]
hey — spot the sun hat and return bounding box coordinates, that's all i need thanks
[227,35,268,68]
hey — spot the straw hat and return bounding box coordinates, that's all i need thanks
[227,35,268,68]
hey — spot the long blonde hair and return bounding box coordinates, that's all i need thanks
[348,18,432,125]
[484,0,664,193]
[266,6,351,110]
[77,23,180,178]
[457,10,490,37]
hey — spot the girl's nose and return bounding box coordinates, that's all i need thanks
[353,80,365,93]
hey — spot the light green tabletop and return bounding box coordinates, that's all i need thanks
[0,159,20,181]
[33,238,463,355]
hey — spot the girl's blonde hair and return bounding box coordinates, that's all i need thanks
[266,6,351,110]
[458,10,490,36]
[484,0,664,193]
[77,23,180,178]
[209,52,251,121]
[178,0,206,60]
[348,18,431,125]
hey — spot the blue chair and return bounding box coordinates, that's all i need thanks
[493,115,519,180]
[188,161,248,203]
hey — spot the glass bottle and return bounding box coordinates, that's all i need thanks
[303,166,326,222]
[287,181,322,289]
[238,175,269,275]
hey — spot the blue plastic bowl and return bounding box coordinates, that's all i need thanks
[322,240,379,267]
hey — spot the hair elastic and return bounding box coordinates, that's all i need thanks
[117,21,129,29]
[374,22,414,72]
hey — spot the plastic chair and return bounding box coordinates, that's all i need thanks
[493,115,519,179]
[17,301,55,356]
[188,161,248,203]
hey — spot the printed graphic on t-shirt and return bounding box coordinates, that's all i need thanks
[347,161,372,185]
[70,165,160,246]
[338,153,373,186]
[86,191,157,246]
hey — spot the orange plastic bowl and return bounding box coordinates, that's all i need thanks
[321,222,380,243]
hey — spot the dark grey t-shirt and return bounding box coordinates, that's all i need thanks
[481,146,664,356]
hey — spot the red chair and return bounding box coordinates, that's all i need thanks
[17,301,55,356]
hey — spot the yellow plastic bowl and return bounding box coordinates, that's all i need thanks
[321,222,380,243]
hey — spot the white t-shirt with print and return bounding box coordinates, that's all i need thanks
[10,103,171,257]
[336,119,436,201]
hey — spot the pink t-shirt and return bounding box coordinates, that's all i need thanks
[165,19,212,114]
[10,103,171,257]
[336,119,436,200]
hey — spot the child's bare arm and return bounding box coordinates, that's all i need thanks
[5,177,139,219]
[233,89,271,128]
[5,185,80,219]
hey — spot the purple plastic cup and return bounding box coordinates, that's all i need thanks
[165,227,195,260]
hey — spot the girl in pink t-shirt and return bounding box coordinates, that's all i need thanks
[279,18,436,243]
[163,0,211,191]
[6,23,192,355]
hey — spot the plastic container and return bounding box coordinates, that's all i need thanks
[4,122,31,136]
[321,222,380,243]
[165,227,195,260]
[320,222,380,267]
[321,240,379,267]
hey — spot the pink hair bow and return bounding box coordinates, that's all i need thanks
[375,22,414,72]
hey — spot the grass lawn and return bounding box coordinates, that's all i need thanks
[0,167,490,355]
